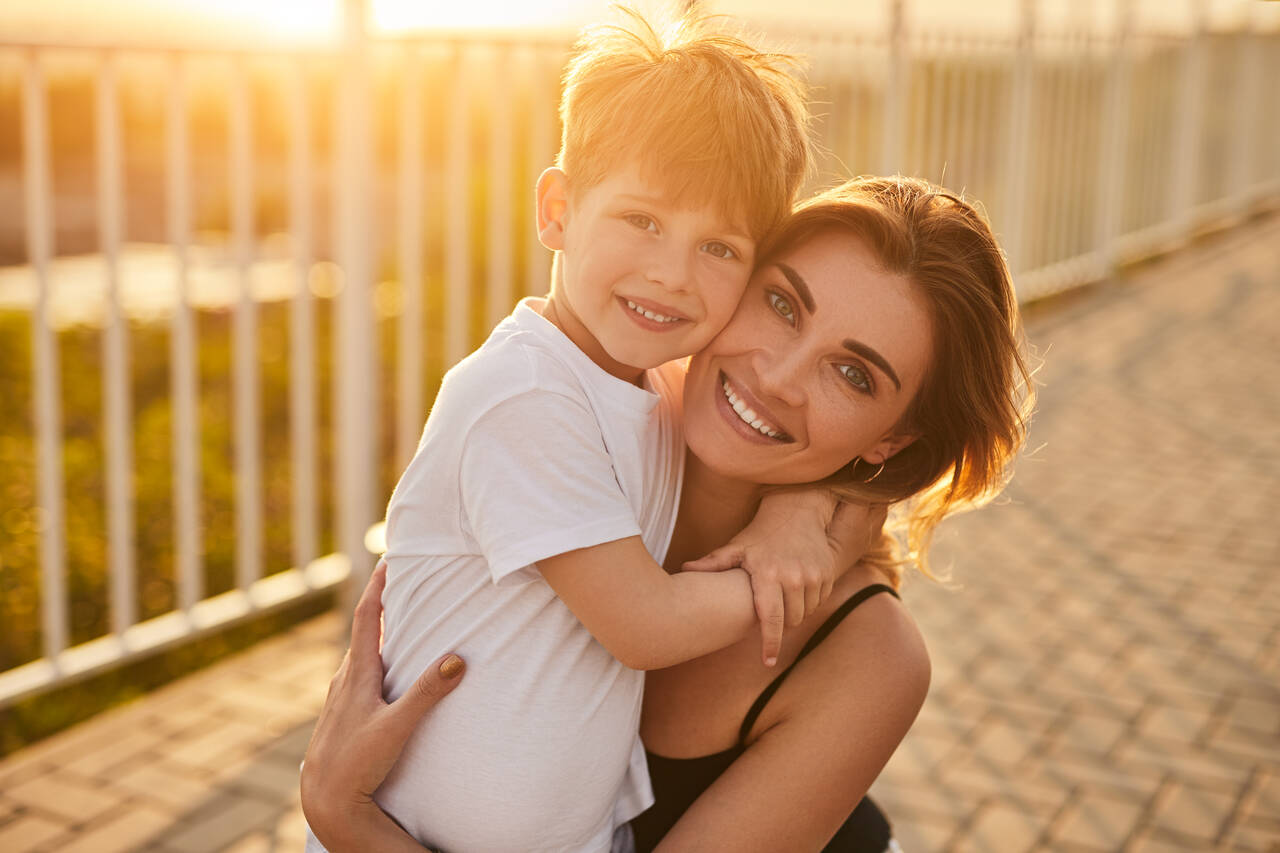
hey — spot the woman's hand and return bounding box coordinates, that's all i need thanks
[682,491,887,666]
[301,559,465,852]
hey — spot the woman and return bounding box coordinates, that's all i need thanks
[302,176,1034,851]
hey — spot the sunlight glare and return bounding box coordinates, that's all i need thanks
[371,0,602,32]
[165,0,340,40]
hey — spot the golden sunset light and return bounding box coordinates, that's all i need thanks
[370,0,604,33]
[0,2,1277,851]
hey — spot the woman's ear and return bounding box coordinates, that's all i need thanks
[863,430,920,466]
[536,168,570,251]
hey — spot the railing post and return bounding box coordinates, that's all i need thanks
[166,55,202,613]
[525,47,557,298]
[880,0,907,175]
[1000,0,1035,280]
[395,46,425,473]
[22,51,68,665]
[335,0,378,607]
[96,51,136,637]
[1172,0,1206,241]
[444,47,473,369]
[1093,0,1133,279]
[486,46,515,334]
[230,60,262,593]
[167,55,203,613]
[289,59,319,575]
[1229,7,1262,214]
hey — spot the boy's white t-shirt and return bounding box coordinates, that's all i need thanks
[364,298,683,853]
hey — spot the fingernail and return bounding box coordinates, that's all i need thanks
[439,654,465,679]
[765,656,777,667]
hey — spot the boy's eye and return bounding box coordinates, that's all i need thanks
[625,213,658,233]
[766,290,796,325]
[702,241,737,261]
[838,363,873,394]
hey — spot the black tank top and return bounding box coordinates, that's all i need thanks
[631,584,900,852]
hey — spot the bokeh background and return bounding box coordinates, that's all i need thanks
[0,1,1277,851]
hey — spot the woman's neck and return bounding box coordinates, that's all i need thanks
[666,449,766,568]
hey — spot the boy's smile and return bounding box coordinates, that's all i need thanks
[536,163,754,382]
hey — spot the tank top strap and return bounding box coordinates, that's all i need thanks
[736,583,900,746]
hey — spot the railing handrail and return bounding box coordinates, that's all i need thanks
[1,2,1277,710]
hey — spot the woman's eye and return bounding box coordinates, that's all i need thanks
[766,291,795,325]
[838,363,872,393]
[625,214,657,233]
[702,241,737,261]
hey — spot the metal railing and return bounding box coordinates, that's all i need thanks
[1,0,1277,707]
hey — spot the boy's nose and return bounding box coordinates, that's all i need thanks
[645,248,692,293]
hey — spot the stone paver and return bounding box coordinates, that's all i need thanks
[0,217,1277,851]
[865,214,1280,852]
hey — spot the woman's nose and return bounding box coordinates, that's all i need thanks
[751,346,806,408]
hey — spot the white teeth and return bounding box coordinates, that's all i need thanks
[721,378,782,439]
[626,300,679,324]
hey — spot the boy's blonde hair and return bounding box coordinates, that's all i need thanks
[557,7,811,242]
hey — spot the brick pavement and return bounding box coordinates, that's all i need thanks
[0,615,341,852]
[0,216,1276,852]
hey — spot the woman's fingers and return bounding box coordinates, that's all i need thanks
[387,653,467,737]
[350,559,389,666]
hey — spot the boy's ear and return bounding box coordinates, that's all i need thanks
[536,168,570,251]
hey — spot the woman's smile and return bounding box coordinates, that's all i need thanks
[717,371,792,442]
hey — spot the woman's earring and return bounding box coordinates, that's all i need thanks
[851,457,885,483]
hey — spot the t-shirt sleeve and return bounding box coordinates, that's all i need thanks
[459,389,642,586]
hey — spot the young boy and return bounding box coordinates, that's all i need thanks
[310,10,826,853]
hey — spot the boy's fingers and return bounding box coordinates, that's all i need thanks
[390,653,466,728]
[682,545,744,573]
[755,588,784,667]
[804,586,821,619]
[349,561,389,663]
[783,587,806,627]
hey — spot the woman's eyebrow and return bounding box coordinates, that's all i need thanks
[775,263,816,313]
[843,339,901,391]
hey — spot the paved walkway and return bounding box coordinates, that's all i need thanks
[0,216,1277,852]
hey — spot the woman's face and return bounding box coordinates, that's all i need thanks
[683,227,934,486]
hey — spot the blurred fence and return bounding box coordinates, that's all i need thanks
[1,0,1277,708]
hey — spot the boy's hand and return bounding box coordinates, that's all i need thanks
[682,490,843,667]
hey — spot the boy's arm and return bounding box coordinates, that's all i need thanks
[538,537,757,671]
[682,490,888,665]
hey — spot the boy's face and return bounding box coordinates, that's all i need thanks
[537,163,755,380]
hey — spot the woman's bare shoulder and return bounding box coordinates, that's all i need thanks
[769,588,931,734]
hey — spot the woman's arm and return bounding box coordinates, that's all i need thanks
[654,594,930,852]
[300,561,461,853]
